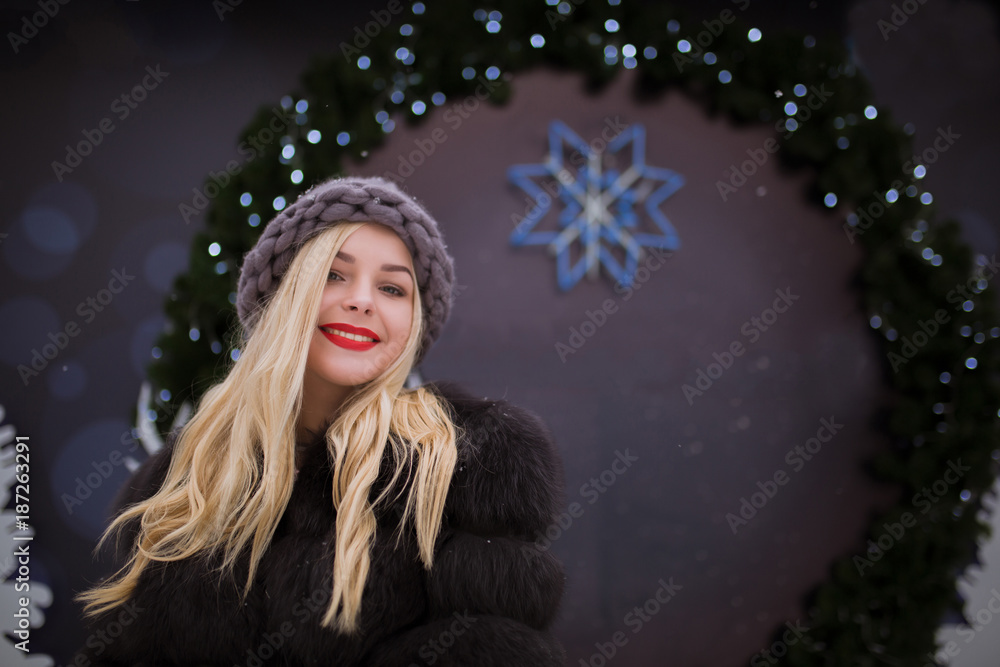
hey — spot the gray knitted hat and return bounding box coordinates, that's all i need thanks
[236,175,455,364]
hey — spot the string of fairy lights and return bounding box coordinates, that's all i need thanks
[142,1,998,662]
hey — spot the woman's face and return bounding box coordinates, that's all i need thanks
[303,223,415,395]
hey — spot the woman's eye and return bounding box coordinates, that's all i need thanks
[382,285,405,297]
[328,272,403,296]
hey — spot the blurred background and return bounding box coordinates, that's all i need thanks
[1,0,998,665]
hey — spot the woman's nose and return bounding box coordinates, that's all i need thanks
[342,282,375,313]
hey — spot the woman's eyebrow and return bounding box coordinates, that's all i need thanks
[334,251,414,280]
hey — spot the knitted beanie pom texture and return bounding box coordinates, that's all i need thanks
[236,175,456,364]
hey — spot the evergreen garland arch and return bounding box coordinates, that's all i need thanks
[146,1,1000,662]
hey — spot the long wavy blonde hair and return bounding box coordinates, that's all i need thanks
[77,222,460,634]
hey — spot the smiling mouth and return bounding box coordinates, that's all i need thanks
[319,326,379,343]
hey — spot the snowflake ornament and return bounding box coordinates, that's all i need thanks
[508,119,684,291]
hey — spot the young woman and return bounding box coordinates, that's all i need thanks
[74,175,567,666]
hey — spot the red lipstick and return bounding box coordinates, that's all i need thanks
[318,323,380,351]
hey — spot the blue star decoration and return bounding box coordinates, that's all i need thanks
[507,119,684,291]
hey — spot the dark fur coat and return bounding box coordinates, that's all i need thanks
[74,381,567,666]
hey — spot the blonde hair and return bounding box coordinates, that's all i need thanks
[77,222,460,634]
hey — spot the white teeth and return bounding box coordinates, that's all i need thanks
[322,327,375,343]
